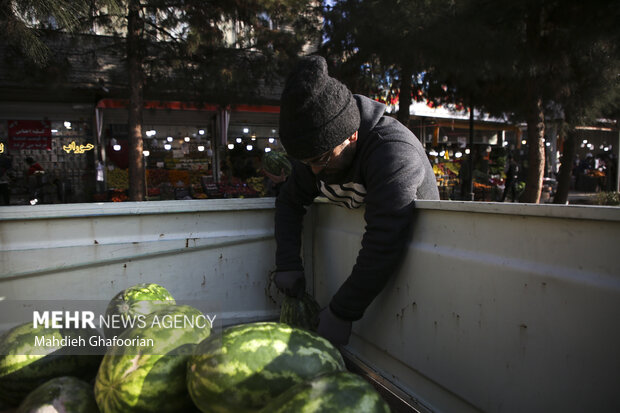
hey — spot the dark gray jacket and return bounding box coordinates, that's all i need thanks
[275,94,439,321]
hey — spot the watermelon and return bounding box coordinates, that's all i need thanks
[17,376,98,413]
[259,371,392,413]
[280,293,320,331]
[94,304,210,413]
[104,283,176,339]
[187,322,345,413]
[0,322,103,406]
[262,151,292,176]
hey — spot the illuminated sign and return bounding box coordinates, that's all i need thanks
[63,141,94,154]
[0,143,4,153]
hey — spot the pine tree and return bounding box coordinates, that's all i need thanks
[427,0,620,203]
[323,0,452,127]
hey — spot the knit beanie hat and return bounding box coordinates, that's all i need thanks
[279,55,360,160]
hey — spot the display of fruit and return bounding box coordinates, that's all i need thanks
[106,168,129,190]
[0,322,103,406]
[262,151,292,176]
[146,169,169,188]
[187,322,345,413]
[17,376,98,413]
[168,170,190,187]
[218,182,259,198]
[259,371,391,413]
[280,293,320,331]
[246,176,267,197]
[110,190,128,202]
[95,304,210,413]
[104,283,176,339]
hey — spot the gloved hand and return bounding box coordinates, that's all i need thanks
[317,307,352,347]
[273,270,305,298]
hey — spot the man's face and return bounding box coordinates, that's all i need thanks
[300,131,358,183]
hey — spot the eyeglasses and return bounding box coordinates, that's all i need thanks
[300,151,333,169]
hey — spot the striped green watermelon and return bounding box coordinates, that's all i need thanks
[187,322,345,413]
[94,304,210,413]
[104,283,176,339]
[262,151,292,176]
[0,322,103,406]
[280,293,320,331]
[259,371,391,413]
[17,376,98,413]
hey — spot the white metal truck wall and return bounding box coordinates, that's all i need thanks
[311,200,620,413]
[0,199,280,328]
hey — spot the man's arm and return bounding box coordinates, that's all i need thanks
[329,139,431,321]
[274,161,319,271]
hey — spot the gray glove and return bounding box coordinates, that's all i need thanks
[273,270,305,298]
[317,307,352,346]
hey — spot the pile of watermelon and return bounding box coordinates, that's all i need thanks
[0,282,391,413]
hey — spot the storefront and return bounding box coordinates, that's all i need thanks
[568,124,618,193]
[409,116,522,201]
[0,102,96,205]
[95,99,283,202]
[0,99,287,205]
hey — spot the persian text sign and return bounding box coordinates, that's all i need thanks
[8,120,52,150]
[63,141,94,154]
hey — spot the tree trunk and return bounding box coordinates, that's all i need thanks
[521,94,545,203]
[553,123,576,204]
[397,64,413,128]
[127,0,145,201]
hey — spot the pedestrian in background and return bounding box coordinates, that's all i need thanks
[501,153,519,202]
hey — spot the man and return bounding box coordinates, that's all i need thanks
[501,153,519,202]
[273,55,439,346]
[25,157,44,176]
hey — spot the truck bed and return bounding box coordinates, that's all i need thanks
[2,198,619,412]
